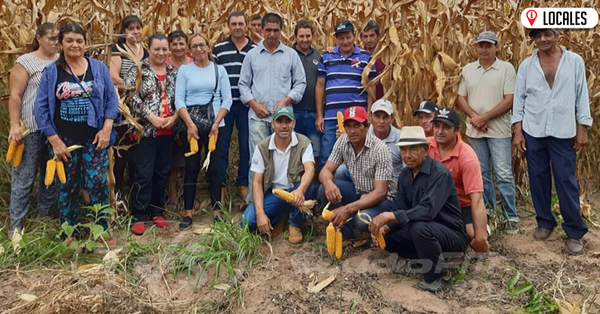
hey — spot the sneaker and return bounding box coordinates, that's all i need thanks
[179,216,193,231]
[533,227,553,240]
[152,216,169,228]
[505,221,520,235]
[565,238,584,255]
[131,222,146,235]
[288,226,303,244]
[414,273,453,293]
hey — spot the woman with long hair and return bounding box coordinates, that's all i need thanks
[175,34,232,230]
[34,23,120,245]
[7,23,59,237]
[124,34,178,235]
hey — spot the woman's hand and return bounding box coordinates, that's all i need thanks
[162,116,177,130]
[93,128,111,151]
[49,135,71,162]
[187,123,199,141]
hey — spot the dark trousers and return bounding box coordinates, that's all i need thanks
[113,124,134,190]
[183,131,220,210]
[218,101,250,186]
[130,135,174,221]
[524,132,588,239]
[385,221,469,283]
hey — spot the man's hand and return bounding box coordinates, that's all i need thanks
[290,189,305,208]
[252,102,270,119]
[273,99,290,112]
[368,212,392,236]
[469,114,487,129]
[331,205,352,228]
[335,125,342,139]
[574,124,589,151]
[323,181,342,204]
[256,213,273,235]
[512,126,526,153]
[315,116,324,133]
[470,236,489,253]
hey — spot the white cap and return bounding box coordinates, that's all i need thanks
[371,99,394,115]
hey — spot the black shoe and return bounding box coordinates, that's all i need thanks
[179,216,193,231]
[414,274,452,293]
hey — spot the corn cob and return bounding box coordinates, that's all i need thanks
[56,160,66,184]
[337,111,345,134]
[12,143,25,168]
[322,208,333,221]
[273,188,295,202]
[6,140,16,162]
[326,223,335,256]
[377,231,386,250]
[45,159,56,187]
[208,134,216,151]
[189,137,198,153]
[335,229,343,259]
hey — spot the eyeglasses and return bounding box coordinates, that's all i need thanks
[190,43,208,50]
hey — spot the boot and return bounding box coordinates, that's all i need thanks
[288,226,303,244]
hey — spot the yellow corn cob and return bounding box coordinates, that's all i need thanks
[273,188,295,203]
[337,111,345,134]
[6,140,16,162]
[322,208,333,221]
[56,160,66,184]
[45,159,56,187]
[377,231,386,250]
[326,223,336,256]
[335,229,343,259]
[208,134,216,151]
[12,144,25,168]
[189,137,198,153]
[141,25,149,38]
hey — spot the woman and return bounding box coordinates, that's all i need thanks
[175,34,232,230]
[7,23,59,237]
[34,23,120,244]
[124,34,177,235]
[166,30,192,211]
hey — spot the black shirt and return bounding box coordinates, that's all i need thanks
[392,155,468,238]
[292,44,321,111]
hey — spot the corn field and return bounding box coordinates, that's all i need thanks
[0,0,599,195]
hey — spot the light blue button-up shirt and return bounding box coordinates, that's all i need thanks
[238,41,306,122]
[512,46,593,138]
[369,125,404,179]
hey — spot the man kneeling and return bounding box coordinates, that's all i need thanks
[242,107,316,244]
[369,126,469,293]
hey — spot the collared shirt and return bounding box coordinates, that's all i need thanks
[368,125,403,179]
[317,45,376,119]
[293,44,321,111]
[512,46,593,138]
[458,58,516,138]
[212,36,256,104]
[238,41,307,122]
[427,136,483,208]
[391,156,467,238]
[250,132,314,189]
[328,132,396,200]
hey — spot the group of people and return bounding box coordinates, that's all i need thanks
[6,10,593,293]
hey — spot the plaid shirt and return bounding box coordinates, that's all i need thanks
[329,132,396,200]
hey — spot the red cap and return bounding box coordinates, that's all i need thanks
[343,106,368,123]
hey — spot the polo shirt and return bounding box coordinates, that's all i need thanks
[292,44,321,111]
[458,58,516,138]
[250,132,314,189]
[368,125,403,179]
[317,46,375,119]
[212,36,256,104]
[427,136,483,208]
[328,132,396,200]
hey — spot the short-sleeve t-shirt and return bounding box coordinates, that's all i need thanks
[54,66,97,143]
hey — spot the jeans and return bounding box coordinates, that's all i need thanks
[219,101,250,186]
[319,120,338,169]
[242,183,316,230]
[293,109,321,158]
[468,137,518,221]
[247,119,274,203]
[317,179,396,238]
[524,132,587,239]
[334,164,352,182]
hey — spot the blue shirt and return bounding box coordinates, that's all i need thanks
[369,125,403,179]
[238,41,306,122]
[317,45,375,119]
[512,46,593,138]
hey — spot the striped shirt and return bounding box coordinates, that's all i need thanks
[318,46,375,119]
[14,54,57,132]
[111,43,149,82]
[212,36,256,104]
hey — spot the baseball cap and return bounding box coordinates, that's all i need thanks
[412,100,438,116]
[528,28,558,37]
[433,107,460,127]
[343,106,368,123]
[334,20,355,35]
[371,99,394,115]
[272,106,295,120]
[476,31,498,44]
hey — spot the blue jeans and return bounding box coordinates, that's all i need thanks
[317,179,396,238]
[319,120,338,169]
[468,137,518,221]
[293,109,321,158]
[524,133,587,239]
[247,119,274,203]
[334,164,352,181]
[242,183,316,230]
[219,101,250,186]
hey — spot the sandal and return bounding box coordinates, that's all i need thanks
[166,201,178,211]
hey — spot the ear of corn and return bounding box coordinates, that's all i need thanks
[56,160,66,184]
[45,159,56,187]
[273,188,295,203]
[189,137,198,153]
[208,134,216,152]
[12,144,25,168]
[337,111,345,134]
[326,223,336,256]
[335,229,343,259]
[6,140,16,162]
[322,208,333,221]
[377,231,386,250]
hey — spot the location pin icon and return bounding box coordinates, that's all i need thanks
[526,10,537,26]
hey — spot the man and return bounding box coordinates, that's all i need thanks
[239,12,307,202]
[457,31,518,232]
[242,107,315,244]
[368,126,469,293]
[249,14,262,43]
[292,19,321,164]
[413,100,438,137]
[361,20,385,99]
[512,28,592,255]
[213,11,257,201]
[428,108,489,253]
[315,20,376,169]
[318,106,396,239]
[370,99,403,179]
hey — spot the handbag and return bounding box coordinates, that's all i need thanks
[174,62,219,136]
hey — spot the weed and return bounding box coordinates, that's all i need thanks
[508,271,559,313]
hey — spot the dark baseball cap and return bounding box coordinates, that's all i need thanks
[334,20,355,35]
[433,107,460,127]
[528,28,558,37]
[412,100,438,116]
